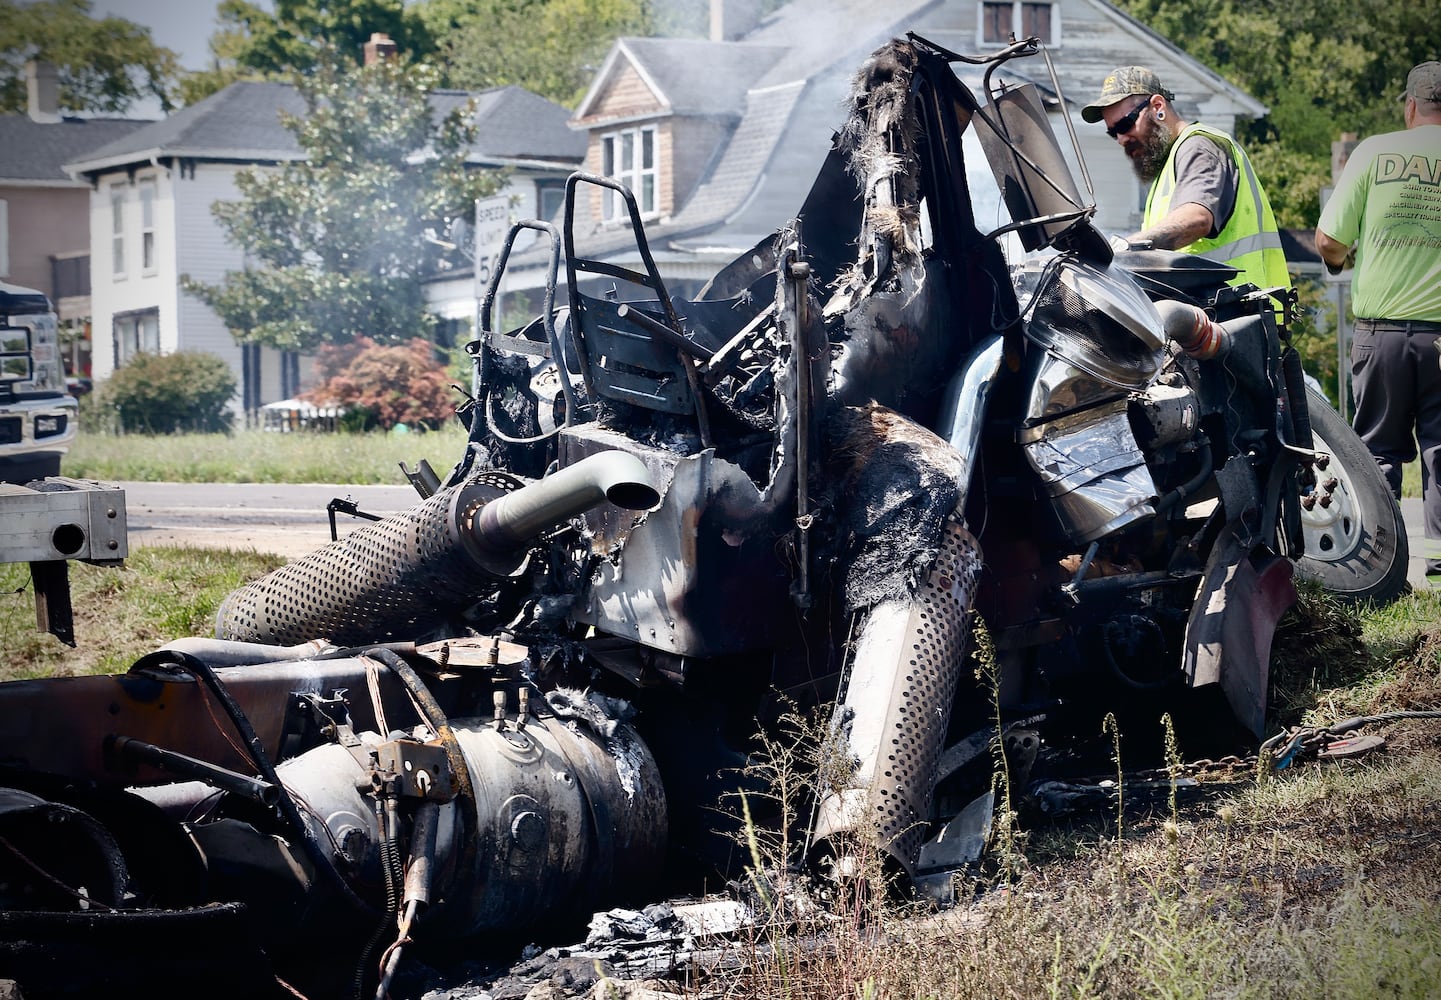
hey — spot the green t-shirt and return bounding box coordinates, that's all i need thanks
[1318,123,1441,321]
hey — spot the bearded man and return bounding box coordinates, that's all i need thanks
[1082,67,1290,291]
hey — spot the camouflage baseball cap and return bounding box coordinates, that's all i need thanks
[1081,67,1176,123]
[1406,61,1441,103]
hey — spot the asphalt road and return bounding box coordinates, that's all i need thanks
[116,482,1435,588]
[117,480,425,561]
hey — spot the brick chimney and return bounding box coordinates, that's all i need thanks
[26,60,61,123]
[709,0,761,41]
[363,32,398,66]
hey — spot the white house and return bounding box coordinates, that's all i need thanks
[64,79,584,418]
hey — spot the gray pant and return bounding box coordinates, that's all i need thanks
[1349,320,1441,575]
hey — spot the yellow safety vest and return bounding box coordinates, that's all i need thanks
[1144,123,1291,291]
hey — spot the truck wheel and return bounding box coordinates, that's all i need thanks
[1293,387,1410,603]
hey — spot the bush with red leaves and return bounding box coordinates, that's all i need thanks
[303,336,456,431]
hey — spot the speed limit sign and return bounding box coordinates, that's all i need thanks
[474,194,512,323]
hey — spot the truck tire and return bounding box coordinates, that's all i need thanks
[1293,387,1410,603]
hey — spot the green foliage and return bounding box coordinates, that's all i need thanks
[420,0,652,107]
[179,0,435,104]
[96,352,237,435]
[1287,273,1343,404]
[0,0,178,113]
[183,57,498,352]
[304,335,460,430]
[1,548,284,681]
[1111,0,1441,227]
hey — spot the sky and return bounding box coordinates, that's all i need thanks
[91,0,243,73]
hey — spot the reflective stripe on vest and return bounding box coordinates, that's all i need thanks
[1144,123,1291,291]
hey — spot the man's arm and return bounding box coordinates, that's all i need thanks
[1130,202,1215,250]
[1314,227,1353,274]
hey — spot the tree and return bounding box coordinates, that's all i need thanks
[180,0,436,105]
[183,57,499,353]
[304,336,457,429]
[0,0,178,114]
[1111,0,1441,227]
[419,0,652,107]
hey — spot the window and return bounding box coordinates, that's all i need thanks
[536,179,566,221]
[139,178,156,273]
[980,1,1056,45]
[600,125,658,222]
[110,185,126,278]
[0,199,9,277]
[113,308,159,367]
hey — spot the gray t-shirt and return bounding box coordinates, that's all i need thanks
[1169,134,1239,237]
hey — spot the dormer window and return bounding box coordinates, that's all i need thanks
[980,1,1057,45]
[600,125,658,222]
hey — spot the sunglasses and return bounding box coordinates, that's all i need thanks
[1106,100,1151,138]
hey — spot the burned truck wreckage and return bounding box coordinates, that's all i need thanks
[0,36,1410,998]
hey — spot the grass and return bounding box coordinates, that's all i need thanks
[0,547,284,680]
[62,423,471,484]
[2,545,1438,997]
[686,586,1441,1000]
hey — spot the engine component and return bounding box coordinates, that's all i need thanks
[1131,380,1200,451]
[1023,257,1164,390]
[1019,396,1158,543]
[216,451,658,646]
[273,698,668,938]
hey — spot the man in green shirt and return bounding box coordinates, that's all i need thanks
[1317,60,1441,581]
[1082,66,1290,291]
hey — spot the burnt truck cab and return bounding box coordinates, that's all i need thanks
[0,281,78,484]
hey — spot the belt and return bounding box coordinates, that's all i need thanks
[1355,318,1441,333]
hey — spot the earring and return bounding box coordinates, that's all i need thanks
[1156,109,1166,120]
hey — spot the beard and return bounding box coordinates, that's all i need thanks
[1127,118,1177,183]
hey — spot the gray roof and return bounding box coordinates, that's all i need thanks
[66,81,584,178]
[555,0,930,262]
[0,115,152,183]
[505,0,1271,282]
[66,81,307,175]
[594,38,788,117]
[432,87,587,163]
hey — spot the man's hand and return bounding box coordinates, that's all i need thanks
[1132,203,1214,251]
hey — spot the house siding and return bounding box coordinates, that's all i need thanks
[173,163,247,389]
[582,62,664,124]
[666,117,732,219]
[0,184,89,298]
[89,167,176,383]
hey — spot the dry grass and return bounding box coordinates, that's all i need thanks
[674,588,1441,1000]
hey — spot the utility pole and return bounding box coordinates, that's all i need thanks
[1322,132,1360,420]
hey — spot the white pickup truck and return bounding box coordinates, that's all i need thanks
[1,280,78,484]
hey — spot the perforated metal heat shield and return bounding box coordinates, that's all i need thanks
[215,473,518,647]
[811,515,982,873]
